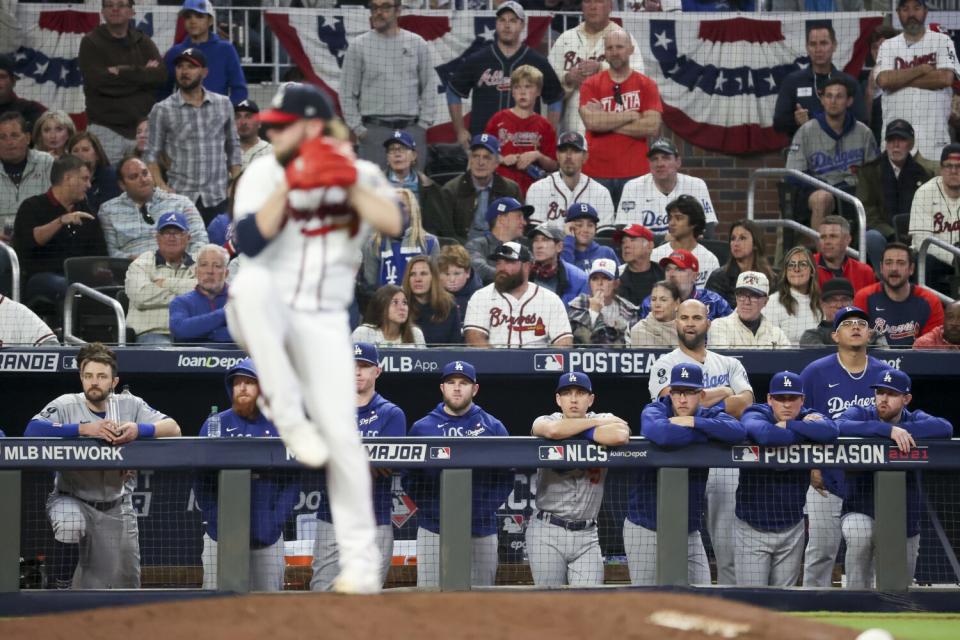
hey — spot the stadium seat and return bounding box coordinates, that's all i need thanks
[63,256,133,344]
[700,238,731,266]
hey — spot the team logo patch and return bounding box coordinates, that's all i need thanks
[887,446,929,463]
[534,354,564,371]
[430,447,451,460]
[732,446,760,462]
[539,445,564,461]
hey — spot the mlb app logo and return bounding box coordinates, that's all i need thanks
[732,446,760,462]
[539,445,564,461]
[534,354,564,371]
[430,447,451,460]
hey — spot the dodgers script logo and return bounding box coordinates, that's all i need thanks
[489,309,547,336]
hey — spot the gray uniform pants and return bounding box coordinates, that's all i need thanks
[841,513,920,589]
[705,467,739,585]
[311,520,394,591]
[622,519,711,586]
[802,486,844,587]
[358,123,427,172]
[47,492,140,589]
[525,515,604,587]
[734,518,805,587]
[201,533,285,591]
[416,527,498,588]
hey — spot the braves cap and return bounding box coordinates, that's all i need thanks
[556,371,592,393]
[156,211,189,231]
[485,196,534,224]
[897,0,925,7]
[353,342,379,366]
[670,363,704,390]
[234,99,259,114]
[470,133,500,155]
[496,0,526,22]
[259,83,334,125]
[557,131,587,152]
[565,202,599,222]
[527,223,564,242]
[941,143,960,165]
[871,368,911,394]
[181,0,215,16]
[833,305,870,331]
[384,130,416,150]
[589,258,618,280]
[659,249,699,273]
[442,360,477,383]
[647,138,679,158]
[821,277,854,300]
[488,241,532,263]
[769,371,804,396]
[885,119,914,141]
[735,271,769,296]
[174,47,207,68]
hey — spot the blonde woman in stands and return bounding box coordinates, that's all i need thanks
[352,284,426,348]
[763,246,823,344]
[629,280,680,347]
[32,110,76,159]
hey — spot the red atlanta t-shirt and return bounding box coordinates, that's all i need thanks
[485,108,557,196]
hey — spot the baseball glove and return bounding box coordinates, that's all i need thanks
[285,137,358,211]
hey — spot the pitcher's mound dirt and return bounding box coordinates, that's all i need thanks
[3,591,859,640]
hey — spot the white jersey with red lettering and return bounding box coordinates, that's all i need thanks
[463,282,572,347]
[526,172,616,231]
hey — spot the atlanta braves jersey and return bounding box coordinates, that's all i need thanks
[526,172,615,230]
[854,283,944,347]
[649,242,720,287]
[648,348,753,401]
[616,174,718,234]
[908,176,960,266]
[0,295,57,346]
[463,282,573,347]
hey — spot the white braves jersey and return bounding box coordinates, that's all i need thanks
[233,152,390,312]
[33,392,168,502]
[0,295,57,346]
[532,411,613,520]
[463,282,572,347]
[876,31,960,160]
[526,172,615,231]
[707,314,793,349]
[549,23,645,135]
[909,176,960,266]
[616,173,717,234]
[648,348,752,401]
[649,242,720,287]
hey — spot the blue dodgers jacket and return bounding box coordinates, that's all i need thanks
[169,285,231,343]
[627,396,745,532]
[406,403,512,536]
[737,403,838,532]
[561,235,620,273]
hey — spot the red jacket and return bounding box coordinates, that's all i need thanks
[814,253,876,291]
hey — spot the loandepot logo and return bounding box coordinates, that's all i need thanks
[177,355,247,369]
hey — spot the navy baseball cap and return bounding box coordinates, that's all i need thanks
[833,306,869,331]
[557,131,587,151]
[384,130,416,151]
[485,197,534,225]
[647,138,679,158]
[488,241,532,263]
[259,83,334,124]
[0,53,16,78]
[565,202,599,222]
[174,47,207,68]
[670,363,704,390]
[470,133,500,155]
[234,99,259,114]
[353,342,379,366]
[769,371,804,396]
[442,360,477,383]
[156,212,189,231]
[556,371,592,393]
[885,119,914,141]
[871,369,911,394]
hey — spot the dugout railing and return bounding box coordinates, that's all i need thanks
[1,437,957,594]
[916,237,960,305]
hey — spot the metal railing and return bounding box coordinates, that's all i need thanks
[62,283,127,346]
[747,168,867,261]
[0,242,20,302]
[917,237,959,304]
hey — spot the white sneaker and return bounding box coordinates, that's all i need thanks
[331,572,381,595]
[281,424,329,468]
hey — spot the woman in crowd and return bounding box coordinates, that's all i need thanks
[705,219,774,308]
[134,118,150,158]
[352,284,426,347]
[401,255,462,345]
[629,280,681,346]
[67,131,119,214]
[764,246,823,344]
[437,244,481,323]
[32,110,76,159]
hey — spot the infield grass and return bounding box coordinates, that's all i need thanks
[790,612,960,640]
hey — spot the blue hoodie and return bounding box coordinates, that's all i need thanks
[561,235,619,273]
[163,32,248,104]
[407,402,512,536]
[169,284,232,343]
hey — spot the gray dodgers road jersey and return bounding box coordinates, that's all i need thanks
[648,348,752,401]
[532,412,612,520]
[34,393,168,502]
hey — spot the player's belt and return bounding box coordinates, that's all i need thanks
[58,491,122,512]
[535,510,596,531]
[362,116,417,128]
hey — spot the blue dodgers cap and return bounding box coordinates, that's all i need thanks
[485,197,534,225]
[442,360,477,383]
[565,202,599,222]
[556,371,592,393]
[470,133,500,155]
[871,369,911,394]
[156,211,189,231]
[353,342,379,366]
[670,363,704,389]
[769,371,804,396]
[833,305,870,331]
[383,130,416,150]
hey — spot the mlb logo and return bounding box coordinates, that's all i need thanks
[732,446,760,462]
[430,447,451,460]
[62,356,78,370]
[539,445,564,461]
[534,354,564,371]
[501,514,525,534]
